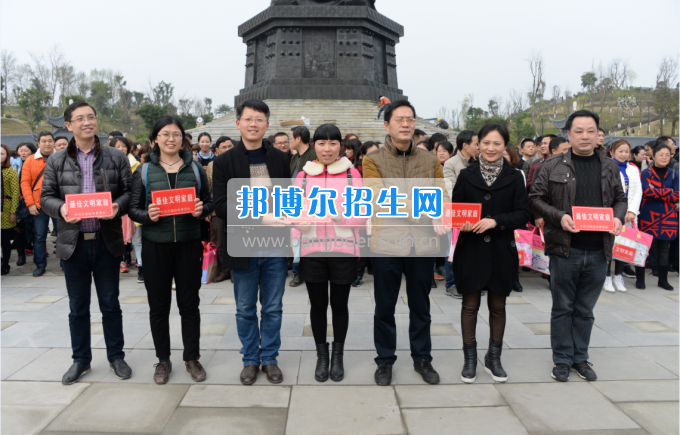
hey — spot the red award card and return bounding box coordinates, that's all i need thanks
[65,192,113,219]
[151,188,197,217]
[443,203,482,229]
[572,206,615,232]
[284,198,333,223]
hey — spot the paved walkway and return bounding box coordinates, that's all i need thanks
[2,237,679,434]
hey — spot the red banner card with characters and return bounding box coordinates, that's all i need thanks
[151,188,197,217]
[613,244,636,263]
[572,206,615,232]
[65,192,113,219]
[443,203,482,229]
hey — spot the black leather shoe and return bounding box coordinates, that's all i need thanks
[262,363,283,384]
[374,362,393,386]
[289,275,303,287]
[110,358,132,380]
[240,365,259,385]
[484,339,507,382]
[315,342,330,382]
[414,359,440,385]
[514,278,523,292]
[330,342,344,382]
[16,255,26,266]
[571,360,597,381]
[62,362,91,385]
[551,363,570,382]
[461,341,477,383]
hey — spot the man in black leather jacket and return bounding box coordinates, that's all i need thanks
[41,101,133,385]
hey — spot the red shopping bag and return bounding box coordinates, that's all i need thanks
[612,225,653,267]
[201,242,218,284]
[514,229,533,267]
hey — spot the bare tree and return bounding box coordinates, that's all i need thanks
[526,51,545,131]
[45,46,68,115]
[509,89,527,115]
[177,96,194,115]
[1,50,17,106]
[12,64,32,97]
[57,65,76,109]
[657,56,679,88]
[75,71,90,97]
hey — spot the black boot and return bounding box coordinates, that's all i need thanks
[635,266,646,290]
[16,255,26,266]
[461,341,477,383]
[658,266,674,291]
[484,339,507,382]
[315,342,330,382]
[514,277,523,292]
[330,342,344,382]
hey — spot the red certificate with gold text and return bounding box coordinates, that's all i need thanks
[443,203,482,229]
[65,192,113,219]
[572,206,615,232]
[151,188,197,217]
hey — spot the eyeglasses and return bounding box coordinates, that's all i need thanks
[240,117,268,125]
[159,132,183,139]
[68,115,98,124]
[275,141,290,146]
[392,117,416,124]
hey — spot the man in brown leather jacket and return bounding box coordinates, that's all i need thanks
[529,110,627,383]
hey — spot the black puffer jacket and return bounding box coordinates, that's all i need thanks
[40,137,132,260]
[128,148,213,243]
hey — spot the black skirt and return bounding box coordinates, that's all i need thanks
[299,254,357,284]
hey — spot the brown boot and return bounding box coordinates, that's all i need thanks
[262,363,283,384]
[186,359,206,382]
[153,361,172,385]
[240,365,259,385]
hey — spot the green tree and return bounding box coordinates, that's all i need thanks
[511,112,536,140]
[178,113,197,130]
[89,80,111,113]
[201,113,214,124]
[216,103,232,116]
[136,104,168,132]
[17,88,48,129]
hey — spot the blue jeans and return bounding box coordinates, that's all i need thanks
[445,260,455,288]
[292,261,299,275]
[32,209,51,268]
[377,104,390,120]
[549,248,607,365]
[232,252,287,366]
[62,237,125,364]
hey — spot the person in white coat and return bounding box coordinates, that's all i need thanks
[604,139,642,293]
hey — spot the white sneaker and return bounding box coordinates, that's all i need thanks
[613,275,627,292]
[603,276,615,293]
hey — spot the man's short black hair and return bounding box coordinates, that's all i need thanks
[109,131,123,138]
[236,99,270,121]
[185,133,192,140]
[417,140,434,151]
[455,130,477,151]
[597,127,605,133]
[656,136,676,148]
[37,131,54,141]
[64,100,97,122]
[384,99,416,123]
[478,123,510,146]
[274,132,289,140]
[429,132,447,148]
[53,136,68,143]
[215,136,232,148]
[292,126,310,144]
[549,136,569,153]
[520,137,534,148]
[414,129,426,137]
[565,109,599,131]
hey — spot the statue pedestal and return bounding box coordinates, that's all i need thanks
[236,5,406,106]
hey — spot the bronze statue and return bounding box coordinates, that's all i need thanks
[271,0,376,9]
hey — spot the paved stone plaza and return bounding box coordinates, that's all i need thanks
[2,237,679,434]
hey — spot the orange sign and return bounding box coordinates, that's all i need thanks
[443,203,482,229]
[151,187,197,217]
[65,192,113,219]
[572,206,615,232]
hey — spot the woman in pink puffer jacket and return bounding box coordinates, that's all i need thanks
[293,124,366,384]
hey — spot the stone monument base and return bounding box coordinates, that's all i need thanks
[186,99,453,143]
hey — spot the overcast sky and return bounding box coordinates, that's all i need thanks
[1,0,678,118]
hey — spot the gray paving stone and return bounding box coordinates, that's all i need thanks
[1,321,17,330]
[496,382,640,432]
[1,322,51,346]
[524,323,550,335]
[203,350,300,385]
[46,383,188,433]
[26,295,65,303]
[402,407,528,435]
[180,384,290,407]
[298,350,381,385]
[1,347,50,380]
[588,347,678,381]
[396,384,506,408]
[1,405,66,435]
[634,346,679,376]
[617,401,679,435]
[286,386,404,435]
[161,407,287,435]
[592,380,679,402]
[8,347,110,382]
[626,321,678,333]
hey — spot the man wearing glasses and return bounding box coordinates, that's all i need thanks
[362,100,449,386]
[41,101,133,385]
[213,99,292,385]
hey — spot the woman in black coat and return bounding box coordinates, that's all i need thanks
[450,123,530,384]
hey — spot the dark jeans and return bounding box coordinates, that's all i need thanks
[1,228,24,266]
[445,260,455,288]
[142,238,203,361]
[549,248,607,365]
[62,236,125,364]
[32,209,50,268]
[377,104,390,120]
[372,254,433,364]
[232,252,288,366]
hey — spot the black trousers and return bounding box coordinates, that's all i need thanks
[1,227,24,266]
[142,238,203,361]
[372,254,433,365]
[306,281,351,344]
